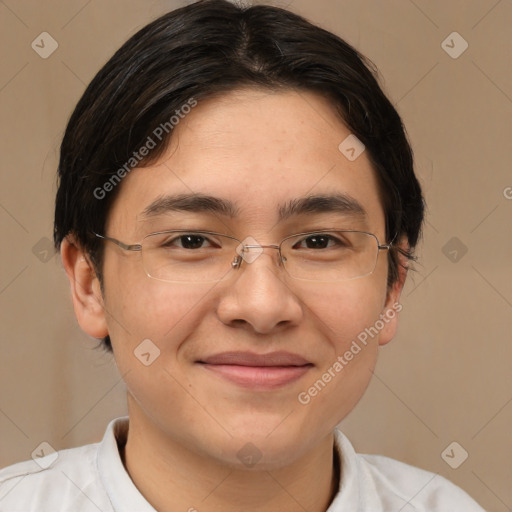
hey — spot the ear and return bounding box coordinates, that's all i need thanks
[378,240,409,347]
[60,236,109,339]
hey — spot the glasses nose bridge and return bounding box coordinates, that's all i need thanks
[232,242,283,270]
[246,243,280,250]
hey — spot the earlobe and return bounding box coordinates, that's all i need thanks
[60,236,109,339]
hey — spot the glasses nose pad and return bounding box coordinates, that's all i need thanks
[231,255,242,269]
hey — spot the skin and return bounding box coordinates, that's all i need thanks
[61,88,408,512]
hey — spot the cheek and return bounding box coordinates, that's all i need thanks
[103,255,214,360]
[293,278,390,427]
[299,276,387,348]
[284,284,384,437]
[105,280,210,409]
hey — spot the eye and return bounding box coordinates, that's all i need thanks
[293,233,345,250]
[161,233,216,250]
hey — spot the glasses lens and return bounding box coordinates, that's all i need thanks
[141,231,238,283]
[280,231,380,282]
[140,230,381,283]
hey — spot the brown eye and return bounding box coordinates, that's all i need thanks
[294,234,342,250]
[160,234,212,250]
[177,234,207,249]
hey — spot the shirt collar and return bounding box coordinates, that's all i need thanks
[97,417,372,512]
[97,416,156,512]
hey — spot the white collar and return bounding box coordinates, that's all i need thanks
[97,416,368,512]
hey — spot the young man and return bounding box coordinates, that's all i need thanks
[0,1,484,510]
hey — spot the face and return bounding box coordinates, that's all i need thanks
[77,88,404,469]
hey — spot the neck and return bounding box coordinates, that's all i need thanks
[121,402,340,512]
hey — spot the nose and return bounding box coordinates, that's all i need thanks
[216,247,304,334]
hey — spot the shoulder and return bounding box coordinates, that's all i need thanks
[360,452,484,511]
[0,440,111,511]
[332,429,485,512]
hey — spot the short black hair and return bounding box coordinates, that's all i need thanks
[54,0,425,352]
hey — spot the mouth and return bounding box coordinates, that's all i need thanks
[196,351,314,390]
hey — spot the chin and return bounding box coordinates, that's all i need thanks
[207,421,318,470]
[216,439,307,472]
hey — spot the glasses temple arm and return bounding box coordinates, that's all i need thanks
[93,233,142,252]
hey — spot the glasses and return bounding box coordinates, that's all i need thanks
[94,229,392,283]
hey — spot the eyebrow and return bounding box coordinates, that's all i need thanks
[141,193,239,218]
[279,194,366,221]
[140,192,367,221]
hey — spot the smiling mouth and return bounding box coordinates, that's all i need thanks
[197,351,314,390]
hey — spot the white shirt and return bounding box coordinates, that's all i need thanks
[0,417,484,511]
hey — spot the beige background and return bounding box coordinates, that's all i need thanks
[1,0,511,510]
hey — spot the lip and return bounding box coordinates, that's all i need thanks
[197,351,313,390]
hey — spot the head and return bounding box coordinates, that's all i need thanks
[55,0,424,469]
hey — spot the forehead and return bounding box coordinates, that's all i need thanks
[107,88,386,236]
